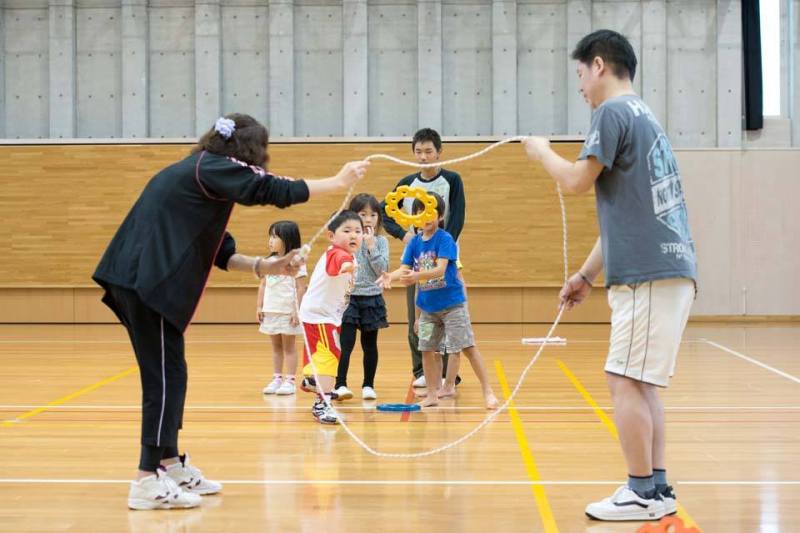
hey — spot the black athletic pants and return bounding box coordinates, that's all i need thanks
[103,285,186,472]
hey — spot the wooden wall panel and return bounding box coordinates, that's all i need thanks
[0,287,609,324]
[73,288,118,323]
[0,288,74,322]
[0,142,598,288]
[522,287,610,323]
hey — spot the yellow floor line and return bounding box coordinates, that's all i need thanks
[2,366,137,427]
[495,360,559,533]
[555,359,618,440]
[555,359,700,530]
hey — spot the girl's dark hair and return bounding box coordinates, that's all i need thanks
[349,193,383,234]
[571,29,637,81]
[192,113,270,167]
[268,220,302,257]
[328,210,363,232]
[412,191,445,229]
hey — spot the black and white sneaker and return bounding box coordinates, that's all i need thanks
[585,485,666,521]
[311,399,340,425]
[163,453,222,495]
[127,469,202,510]
[659,485,677,516]
[311,398,327,418]
[300,377,317,393]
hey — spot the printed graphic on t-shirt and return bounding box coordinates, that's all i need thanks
[403,176,452,226]
[646,133,694,262]
[584,129,600,149]
[415,251,446,291]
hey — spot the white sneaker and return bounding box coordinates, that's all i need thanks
[128,469,202,510]
[163,454,223,495]
[262,376,282,394]
[312,400,340,425]
[412,375,426,388]
[333,386,353,400]
[660,485,677,515]
[276,380,296,395]
[361,386,377,400]
[585,485,666,521]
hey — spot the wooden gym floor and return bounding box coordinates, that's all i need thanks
[0,322,797,532]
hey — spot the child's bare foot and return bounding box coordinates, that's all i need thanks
[437,385,456,398]
[414,388,428,398]
[418,396,439,408]
[485,393,499,410]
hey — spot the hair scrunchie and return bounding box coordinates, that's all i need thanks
[214,117,236,139]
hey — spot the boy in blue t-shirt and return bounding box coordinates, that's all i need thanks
[378,193,498,409]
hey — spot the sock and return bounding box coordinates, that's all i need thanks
[273,373,282,381]
[653,468,668,492]
[284,374,296,382]
[628,474,656,499]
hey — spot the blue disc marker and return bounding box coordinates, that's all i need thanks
[376,403,421,412]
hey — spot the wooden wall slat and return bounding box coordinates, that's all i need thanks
[0,142,598,287]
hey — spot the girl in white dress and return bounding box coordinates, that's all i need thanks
[257,221,307,395]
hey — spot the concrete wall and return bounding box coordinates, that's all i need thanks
[679,148,800,316]
[2,0,795,147]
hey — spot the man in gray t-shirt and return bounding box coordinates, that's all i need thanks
[522,30,696,523]
[580,94,696,285]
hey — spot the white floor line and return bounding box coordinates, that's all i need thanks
[0,478,796,486]
[0,479,616,485]
[702,338,800,385]
[1,404,798,412]
[0,339,566,345]
[678,481,800,486]
[0,338,707,345]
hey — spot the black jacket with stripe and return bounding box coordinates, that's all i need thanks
[93,151,309,332]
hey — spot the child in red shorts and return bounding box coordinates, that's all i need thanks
[298,211,363,424]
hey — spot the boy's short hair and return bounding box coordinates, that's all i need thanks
[327,210,363,232]
[412,128,442,152]
[571,29,637,82]
[412,191,445,227]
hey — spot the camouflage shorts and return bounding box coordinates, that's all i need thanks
[417,303,475,353]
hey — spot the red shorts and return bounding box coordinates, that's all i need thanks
[301,322,341,377]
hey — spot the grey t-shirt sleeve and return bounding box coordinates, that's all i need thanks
[366,235,389,275]
[578,104,625,170]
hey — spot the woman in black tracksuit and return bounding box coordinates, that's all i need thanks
[93,113,368,509]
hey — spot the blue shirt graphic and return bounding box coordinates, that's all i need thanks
[401,229,464,313]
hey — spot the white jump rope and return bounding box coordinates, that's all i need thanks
[283,136,569,458]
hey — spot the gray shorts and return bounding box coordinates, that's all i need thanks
[418,303,475,353]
